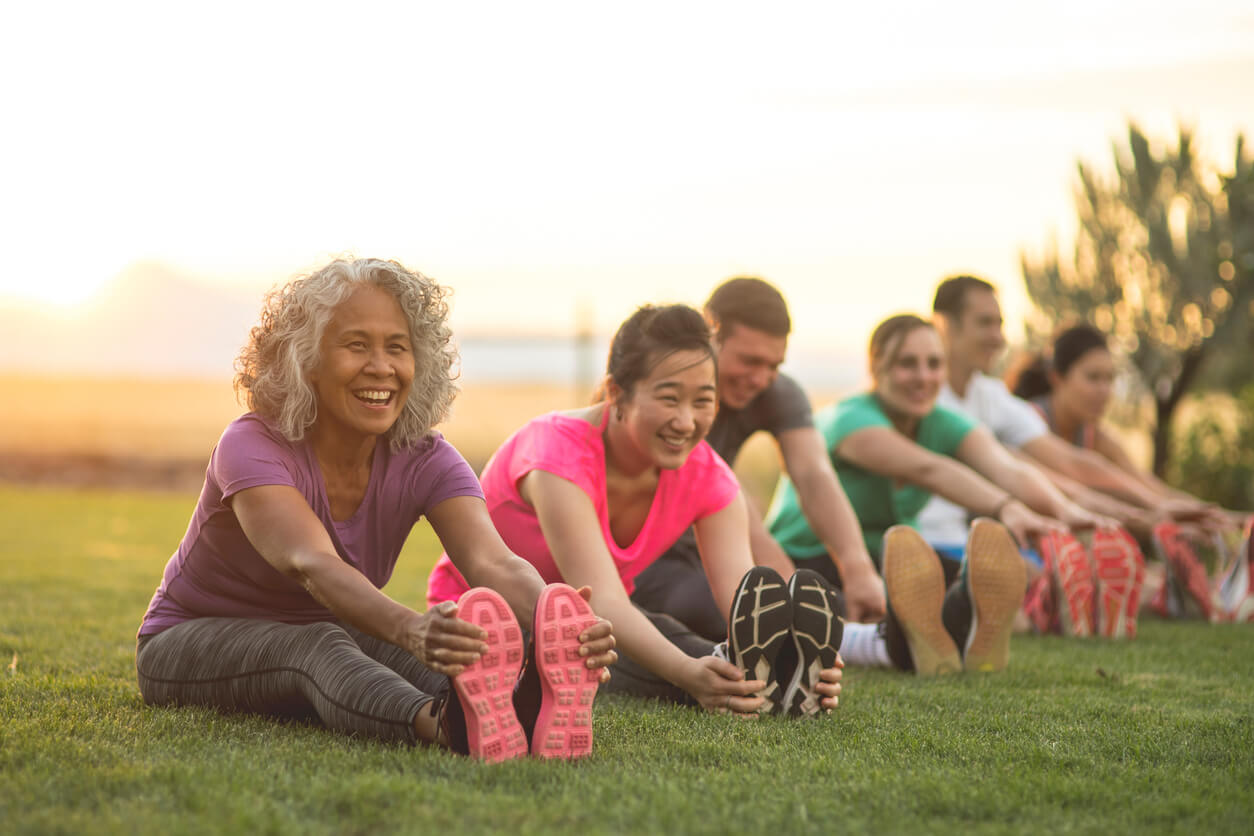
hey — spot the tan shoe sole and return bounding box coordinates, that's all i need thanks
[964,519,1028,673]
[883,526,960,676]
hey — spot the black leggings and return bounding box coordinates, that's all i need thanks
[630,534,728,642]
[136,618,448,743]
[598,607,718,705]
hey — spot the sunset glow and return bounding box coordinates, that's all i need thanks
[2,1,1252,359]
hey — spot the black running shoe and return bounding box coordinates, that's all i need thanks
[728,566,793,715]
[784,569,845,716]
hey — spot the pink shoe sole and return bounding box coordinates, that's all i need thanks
[452,588,528,762]
[532,584,600,759]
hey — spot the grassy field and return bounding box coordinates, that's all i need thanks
[2,485,1252,835]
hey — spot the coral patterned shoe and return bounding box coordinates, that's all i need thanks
[1152,521,1217,621]
[1090,526,1143,639]
[1039,530,1095,637]
[451,588,529,762]
[531,583,601,759]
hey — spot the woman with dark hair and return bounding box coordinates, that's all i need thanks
[428,304,845,717]
[1008,324,1241,620]
[136,257,617,762]
[766,314,1129,674]
[1009,324,1218,510]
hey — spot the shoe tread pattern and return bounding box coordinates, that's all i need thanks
[532,584,600,759]
[964,519,1027,672]
[452,588,528,762]
[786,569,843,716]
[728,567,793,714]
[882,526,960,677]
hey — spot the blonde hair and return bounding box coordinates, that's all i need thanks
[234,257,458,450]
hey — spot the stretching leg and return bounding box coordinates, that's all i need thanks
[136,618,442,744]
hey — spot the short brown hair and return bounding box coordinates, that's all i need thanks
[705,277,791,339]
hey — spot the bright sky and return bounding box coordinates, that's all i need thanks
[2,0,1252,352]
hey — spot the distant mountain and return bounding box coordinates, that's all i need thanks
[0,262,865,391]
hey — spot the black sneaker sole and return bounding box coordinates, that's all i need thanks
[728,566,792,715]
[786,569,844,716]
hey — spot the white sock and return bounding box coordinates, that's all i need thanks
[839,622,893,668]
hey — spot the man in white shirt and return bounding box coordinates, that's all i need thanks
[919,276,1123,553]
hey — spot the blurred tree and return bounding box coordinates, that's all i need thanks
[1021,125,1254,475]
[1168,384,1254,511]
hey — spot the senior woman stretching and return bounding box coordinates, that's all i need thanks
[135,258,615,761]
[429,304,845,718]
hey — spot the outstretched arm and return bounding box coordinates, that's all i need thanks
[777,426,884,622]
[1022,433,1165,508]
[521,470,764,714]
[742,492,798,580]
[836,426,1064,546]
[233,484,486,677]
[1010,447,1157,534]
[430,495,615,678]
[693,497,843,712]
[954,428,1111,531]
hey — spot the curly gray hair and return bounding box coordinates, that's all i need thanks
[234,257,458,450]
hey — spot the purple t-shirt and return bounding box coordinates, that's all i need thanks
[138,413,483,636]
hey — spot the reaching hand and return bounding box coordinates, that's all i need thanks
[1060,502,1118,532]
[998,500,1066,548]
[841,564,886,623]
[683,656,767,717]
[404,600,488,677]
[814,654,845,712]
[573,586,616,684]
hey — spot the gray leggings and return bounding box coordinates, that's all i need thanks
[136,618,448,744]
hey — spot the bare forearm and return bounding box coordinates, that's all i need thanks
[792,468,875,577]
[916,459,1010,516]
[588,591,698,687]
[988,458,1071,518]
[460,551,546,627]
[293,551,417,646]
[1061,446,1161,507]
[1025,454,1153,529]
[749,521,797,578]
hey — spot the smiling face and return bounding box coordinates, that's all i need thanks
[613,348,718,471]
[948,288,1007,374]
[714,323,788,409]
[873,325,945,422]
[1052,346,1114,425]
[309,284,415,443]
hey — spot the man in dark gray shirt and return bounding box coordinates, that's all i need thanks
[630,277,885,639]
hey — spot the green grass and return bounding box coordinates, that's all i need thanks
[2,485,1252,835]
